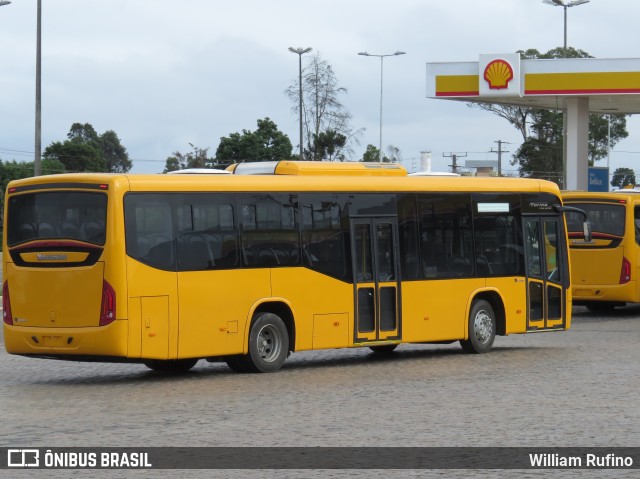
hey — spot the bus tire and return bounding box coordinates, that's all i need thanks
[460,299,496,354]
[230,312,289,373]
[224,355,251,373]
[144,358,198,372]
[369,344,398,353]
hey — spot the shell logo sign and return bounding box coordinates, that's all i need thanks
[483,59,514,89]
[478,53,521,97]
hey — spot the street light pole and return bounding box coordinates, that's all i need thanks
[542,0,589,188]
[34,0,42,176]
[288,47,312,160]
[0,2,12,7]
[542,0,590,55]
[358,51,405,162]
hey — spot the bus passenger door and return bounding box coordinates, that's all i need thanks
[524,218,565,330]
[351,218,401,344]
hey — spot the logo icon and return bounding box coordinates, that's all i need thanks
[8,449,40,468]
[483,59,514,90]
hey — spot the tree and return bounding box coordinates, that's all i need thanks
[611,167,636,189]
[312,130,347,161]
[386,145,402,164]
[361,144,381,162]
[286,52,361,160]
[359,144,400,163]
[469,48,629,186]
[44,140,103,173]
[44,122,131,173]
[163,144,215,173]
[0,159,65,219]
[101,130,132,173]
[214,118,292,164]
[512,109,564,185]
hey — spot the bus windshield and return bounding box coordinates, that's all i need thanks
[565,203,625,237]
[7,191,108,246]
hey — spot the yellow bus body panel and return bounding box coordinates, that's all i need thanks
[401,279,483,342]
[271,268,353,351]
[176,269,271,358]
[3,320,128,356]
[5,262,104,328]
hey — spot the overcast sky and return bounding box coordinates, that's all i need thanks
[1,0,640,175]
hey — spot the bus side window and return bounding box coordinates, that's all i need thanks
[635,207,640,245]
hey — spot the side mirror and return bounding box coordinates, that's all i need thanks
[555,205,591,243]
[583,220,592,243]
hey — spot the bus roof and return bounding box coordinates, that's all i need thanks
[408,171,461,177]
[227,160,407,176]
[562,190,640,202]
[167,168,230,175]
[7,172,562,197]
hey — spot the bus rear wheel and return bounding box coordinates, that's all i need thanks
[586,302,617,312]
[369,344,398,353]
[144,358,198,372]
[226,312,289,373]
[460,299,496,354]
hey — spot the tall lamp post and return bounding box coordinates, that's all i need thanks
[288,47,312,160]
[542,0,589,188]
[34,0,42,176]
[542,0,590,54]
[358,51,405,162]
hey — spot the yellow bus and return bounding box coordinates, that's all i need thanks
[3,161,584,372]
[562,190,640,311]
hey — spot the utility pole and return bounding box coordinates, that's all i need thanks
[443,152,467,174]
[490,140,510,176]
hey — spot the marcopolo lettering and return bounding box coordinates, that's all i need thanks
[37,254,68,261]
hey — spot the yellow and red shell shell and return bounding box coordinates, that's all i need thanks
[483,59,514,89]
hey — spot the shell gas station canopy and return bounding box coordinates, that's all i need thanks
[426,54,640,190]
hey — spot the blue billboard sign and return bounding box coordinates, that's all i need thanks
[588,167,609,192]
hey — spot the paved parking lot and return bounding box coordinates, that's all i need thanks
[1,306,639,478]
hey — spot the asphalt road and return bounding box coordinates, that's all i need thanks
[1,306,639,479]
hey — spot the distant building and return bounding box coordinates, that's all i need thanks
[465,160,498,177]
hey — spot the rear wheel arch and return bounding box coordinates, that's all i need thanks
[248,300,296,353]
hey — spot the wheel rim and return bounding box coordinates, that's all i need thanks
[473,310,493,344]
[255,324,283,363]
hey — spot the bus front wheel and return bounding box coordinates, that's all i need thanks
[460,299,496,354]
[226,312,289,373]
[144,358,198,372]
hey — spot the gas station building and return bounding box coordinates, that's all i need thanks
[426,54,640,190]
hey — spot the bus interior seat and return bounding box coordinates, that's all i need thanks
[476,255,493,275]
[217,237,238,268]
[61,221,80,238]
[179,239,213,270]
[401,254,420,279]
[452,257,472,276]
[81,221,103,242]
[146,241,175,270]
[136,237,151,257]
[257,248,279,266]
[19,223,36,240]
[38,222,57,238]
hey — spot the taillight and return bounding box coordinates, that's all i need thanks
[3,281,13,325]
[100,280,116,326]
[620,257,631,284]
